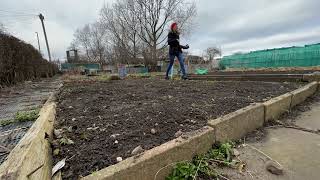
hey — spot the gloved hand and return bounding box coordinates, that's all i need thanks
[181,44,190,49]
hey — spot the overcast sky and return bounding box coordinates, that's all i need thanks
[1,0,320,60]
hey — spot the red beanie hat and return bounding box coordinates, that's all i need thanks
[171,23,177,30]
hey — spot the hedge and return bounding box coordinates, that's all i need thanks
[0,32,58,87]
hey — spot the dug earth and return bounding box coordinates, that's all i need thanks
[53,79,301,179]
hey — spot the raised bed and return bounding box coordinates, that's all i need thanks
[1,79,319,180]
[52,79,302,179]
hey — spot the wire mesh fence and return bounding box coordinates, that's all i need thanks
[220,44,320,69]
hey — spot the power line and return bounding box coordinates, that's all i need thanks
[0,18,37,25]
[0,16,37,20]
[0,17,37,27]
[0,13,36,16]
[0,17,37,21]
[0,14,37,18]
[0,9,37,16]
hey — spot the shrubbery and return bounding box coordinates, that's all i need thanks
[0,32,58,86]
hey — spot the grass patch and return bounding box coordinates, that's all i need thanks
[0,119,15,126]
[166,142,239,180]
[127,73,151,79]
[15,109,40,122]
[0,109,40,126]
[96,74,111,81]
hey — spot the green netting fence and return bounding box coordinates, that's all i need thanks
[219,43,320,69]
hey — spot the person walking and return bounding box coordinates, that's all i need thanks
[165,22,189,80]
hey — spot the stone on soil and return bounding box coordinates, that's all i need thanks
[110,134,120,138]
[151,128,156,134]
[54,129,63,138]
[175,130,183,138]
[116,157,123,162]
[131,145,144,155]
[266,161,284,175]
[232,148,240,156]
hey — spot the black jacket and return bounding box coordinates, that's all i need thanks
[168,31,187,54]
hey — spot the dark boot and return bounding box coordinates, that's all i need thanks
[182,76,189,80]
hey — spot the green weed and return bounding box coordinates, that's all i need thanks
[166,142,235,180]
[15,109,40,122]
[0,109,40,126]
[59,137,74,145]
[0,119,15,126]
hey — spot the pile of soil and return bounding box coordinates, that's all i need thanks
[53,79,302,179]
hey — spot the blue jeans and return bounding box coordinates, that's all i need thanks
[166,52,187,78]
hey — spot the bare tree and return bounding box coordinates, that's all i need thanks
[100,1,142,64]
[90,22,108,64]
[0,23,7,34]
[73,24,92,60]
[72,22,108,64]
[71,0,197,66]
[135,0,196,65]
[205,47,222,61]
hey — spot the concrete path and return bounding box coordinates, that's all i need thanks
[0,77,62,164]
[295,101,320,130]
[249,97,320,180]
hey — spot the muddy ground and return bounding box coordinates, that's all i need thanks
[53,79,302,179]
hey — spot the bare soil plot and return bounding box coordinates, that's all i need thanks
[53,79,302,179]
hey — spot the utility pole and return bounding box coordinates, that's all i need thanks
[35,32,41,53]
[38,13,52,61]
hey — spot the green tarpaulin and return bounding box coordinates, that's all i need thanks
[195,68,208,75]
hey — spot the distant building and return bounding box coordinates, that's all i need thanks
[62,49,101,72]
[66,49,79,63]
[186,55,205,65]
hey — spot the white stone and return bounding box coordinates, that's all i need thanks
[116,157,123,162]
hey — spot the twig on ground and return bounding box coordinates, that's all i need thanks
[265,125,282,129]
[0,152,9,156]
[193,158,203,180]
[268,121,320,135]
[67,155,76,161]
[218,174,230,180]
[245,144,282,168]
[247,170,254,180]
[26,163,44,177]
[0,145,10,152]
[209,159,231,166]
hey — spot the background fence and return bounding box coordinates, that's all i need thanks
[61,63,101,71]
[219,43,320,69]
